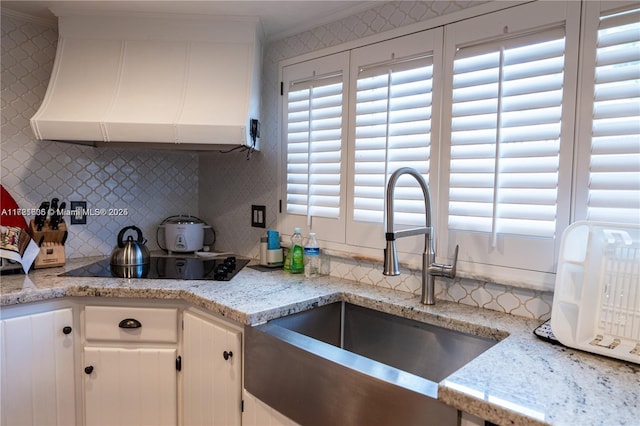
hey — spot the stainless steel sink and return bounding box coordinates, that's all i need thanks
[245,302,498,426]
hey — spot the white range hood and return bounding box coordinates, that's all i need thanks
[31,10,262,151]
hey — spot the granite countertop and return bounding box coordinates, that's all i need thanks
[1,256,638,426]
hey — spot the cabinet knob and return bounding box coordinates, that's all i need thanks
[118,318,142,329]
[62,326,72,335]
[84,366,94,375]
[223,351,233,361]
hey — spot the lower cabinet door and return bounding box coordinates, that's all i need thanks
[182,311,242,426]
[83,347,177,426]
[1,308,76,426]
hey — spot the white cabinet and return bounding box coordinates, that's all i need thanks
[0,299,244,426]
[182,310,242,426]
[82,305,179,426]
[83,347,177,426]
[0,305,77,426]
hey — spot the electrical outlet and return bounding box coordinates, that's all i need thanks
[70,201,87,225]
[251,205,266,228]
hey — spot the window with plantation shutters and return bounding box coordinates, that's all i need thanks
[352,58,433,225]
[286,77,343,218]
[575,2,640,224]
[346,29,443,253]
[439,1,580,287]
[281,52,349,242]
[448,28,566,240]
[278,1,638,289]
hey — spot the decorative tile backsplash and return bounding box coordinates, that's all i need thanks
[324,254,553,320]
[1,14,198,257]
[1,2,553,321]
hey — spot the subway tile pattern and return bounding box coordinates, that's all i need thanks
[1,14,198,258]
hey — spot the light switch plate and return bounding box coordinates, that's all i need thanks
[70,201,87,225]
[251,205,265,228]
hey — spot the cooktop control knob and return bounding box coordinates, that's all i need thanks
[224,257,237,269]
[215,263,229,279]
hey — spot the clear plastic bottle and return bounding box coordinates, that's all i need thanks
[289,227,304,274]
[304,232,321,278]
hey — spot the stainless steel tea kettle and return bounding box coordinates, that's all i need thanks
[110,225,150,267]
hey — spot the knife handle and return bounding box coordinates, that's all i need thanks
[36,201,50,231]
[50,198,60,230]
[55,202,66,229]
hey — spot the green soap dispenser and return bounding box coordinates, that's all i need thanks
[289,227,304,274]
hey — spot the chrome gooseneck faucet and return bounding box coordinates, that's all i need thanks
[383,167,459,305]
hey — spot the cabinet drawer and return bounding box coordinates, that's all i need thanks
[85,306,178,343]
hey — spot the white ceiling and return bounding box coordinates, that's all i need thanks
[0,0,377,41]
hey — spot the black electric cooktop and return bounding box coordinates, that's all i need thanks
[61,255,249,281]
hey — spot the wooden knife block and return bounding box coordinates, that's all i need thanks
[28,219,67,269]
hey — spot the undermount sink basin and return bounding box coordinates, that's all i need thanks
[245,302,498,426]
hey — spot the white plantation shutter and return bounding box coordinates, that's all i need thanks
[346,28,443,253]
[286,76,343,219]
[439,1,579,285]
[282,52,349,242]
[353,58,434,226]
[448,28,566,241]
[576,3,640,224]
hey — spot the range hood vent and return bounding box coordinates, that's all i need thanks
[31,11,262,151]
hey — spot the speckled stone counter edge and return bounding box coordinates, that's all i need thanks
[1,260,638,426]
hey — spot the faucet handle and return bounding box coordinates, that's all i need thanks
[428,244,459,279]
[449,244,459,277]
